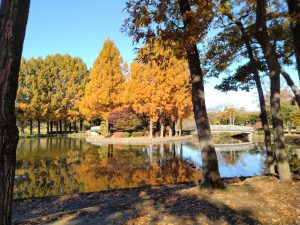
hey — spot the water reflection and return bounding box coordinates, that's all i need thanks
[15,138,268,199]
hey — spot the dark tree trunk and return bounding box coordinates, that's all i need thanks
[79,119,83,131]
[64,121,67,134]
[50,122,53,134]
[287,0,300,82]
[179,0,223,188]
[254,72,274,172]
[46,122,50,135]
[73,121,77,132]
[0,1,30,224]
[69,123,72,133]
[179,118,182,136]
[59,120,62,133]
[37,120,40,136]
[256,0,292,181]
[29,120,33,135]
[222,8,274,172]
[55,122,58,135]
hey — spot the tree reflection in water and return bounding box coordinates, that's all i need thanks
[14,138,272,199]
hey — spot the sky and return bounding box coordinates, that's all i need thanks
[22,0,299,112]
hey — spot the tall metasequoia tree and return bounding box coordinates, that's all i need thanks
[126,61,160,138]
[255,0,292,181]
[124,0,224,187]
[80,39,124,131]
[0,0,30,224]
[127,42,192,138]
[287,0,300,82]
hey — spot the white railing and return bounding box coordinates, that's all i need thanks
[210,125,254,133]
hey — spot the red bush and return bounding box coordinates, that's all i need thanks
[112,132,125,138]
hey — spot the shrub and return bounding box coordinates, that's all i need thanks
[131,131,145,137]
[83,121,91,130]
[124,132,131,138]
[99,121,108,136]
[108,108,141,131]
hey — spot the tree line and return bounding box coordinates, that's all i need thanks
[80,39,192,137]
[16,54,88,135]
[16,40,193,137]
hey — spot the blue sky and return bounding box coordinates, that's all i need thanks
[22,0,135,68]
[22,0,299,111]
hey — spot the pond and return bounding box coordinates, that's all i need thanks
[14,137,299,199]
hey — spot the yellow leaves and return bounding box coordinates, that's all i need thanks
[127,41,192,122]
[80,40,124,120]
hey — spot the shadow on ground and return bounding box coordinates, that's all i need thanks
[14,183,260,225]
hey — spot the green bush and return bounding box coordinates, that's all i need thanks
[99,121,108,136]
[83,121,91,130]
[131,131,145,137]
[124,132,131,138]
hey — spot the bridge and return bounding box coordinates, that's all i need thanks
[190,125,255,142]
[183,121,255,134]
[210,125,254,133]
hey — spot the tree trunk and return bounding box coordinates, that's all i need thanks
[73,121,77,133]
[222,8,275,173]
[37,120,40,137]
[256,0,292,181]
[46,122,50,135]
[79,119,83,131]
[254,71,274,172]
[287,0,300,82]
[0,1,30,224]
[149,119,153,138]
[29,120,33,135]
[69,123,72,133]
[160,118,164,138]
[59,120,62,133]
[50,122,53,134]
[64,121,67,134]
[56,122,58,135]
[179,0,223,188]
[168,125,172,137]
[281,70,300,107]
[179,118,182,136]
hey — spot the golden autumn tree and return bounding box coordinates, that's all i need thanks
[80,39,125,132]
[126,41,192,138]
[126,61,159,138]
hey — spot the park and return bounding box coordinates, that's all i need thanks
[1,0,300,225]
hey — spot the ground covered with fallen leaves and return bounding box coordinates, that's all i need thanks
[13,176,300,225]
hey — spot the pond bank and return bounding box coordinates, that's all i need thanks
[86,135,193,145]
[13,176,300,225]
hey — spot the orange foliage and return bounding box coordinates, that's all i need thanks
[80,39,125,121]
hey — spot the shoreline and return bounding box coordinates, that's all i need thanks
[86,135,193,145]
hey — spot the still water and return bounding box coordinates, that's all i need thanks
[14,137,298,199]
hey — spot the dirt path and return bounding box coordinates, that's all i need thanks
[13,176,300,225]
